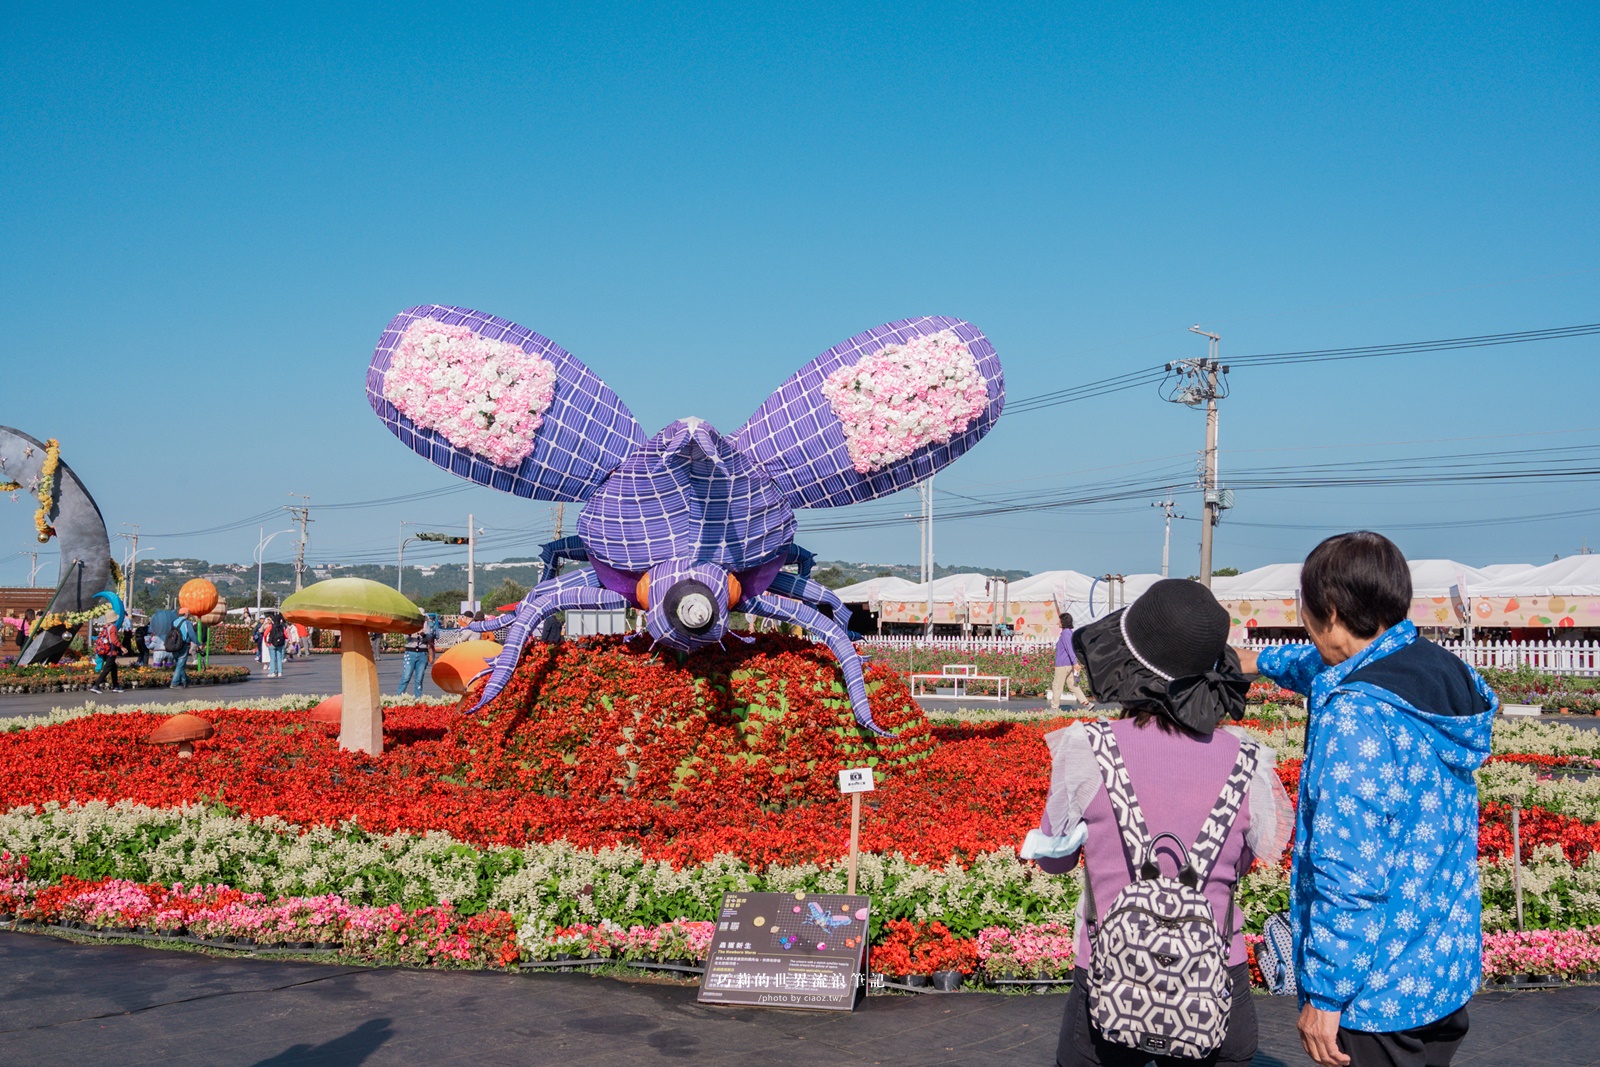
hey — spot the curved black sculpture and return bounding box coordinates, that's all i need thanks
[0,426,113,664]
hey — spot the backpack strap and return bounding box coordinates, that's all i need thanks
[1186,738,1260,883]
[1084,721,1158,874]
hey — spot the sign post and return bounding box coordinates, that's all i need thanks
[838,767,875,896]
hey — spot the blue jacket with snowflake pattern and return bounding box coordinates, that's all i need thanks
[1258,621,1495,1032]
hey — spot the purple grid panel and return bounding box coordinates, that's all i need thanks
[366,305,646,502]
[730,317,1004,509]
[576,418,796,573]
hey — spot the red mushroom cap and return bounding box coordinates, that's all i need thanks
[145,713,215,745]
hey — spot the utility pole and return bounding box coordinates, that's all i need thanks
[118,523,140,600]
[917,479,935,635]
[466,512,476,614]
[1163,328,1231,587]
[27,551,39,588]
[553,502,564,540]
[1151,496,1181,579]
[286,494,312,592]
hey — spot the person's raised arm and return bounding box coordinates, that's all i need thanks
[1253,643,1325,696]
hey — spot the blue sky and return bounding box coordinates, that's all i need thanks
[2,2,1597,583]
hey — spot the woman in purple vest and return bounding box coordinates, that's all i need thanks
[1027,579,1292,1067]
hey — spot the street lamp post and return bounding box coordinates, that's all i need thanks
[397,531,422,596]
[255,527,296,613]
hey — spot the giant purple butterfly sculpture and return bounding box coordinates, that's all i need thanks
[366,305,1003,735]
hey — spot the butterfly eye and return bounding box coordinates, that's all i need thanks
[635,574,650,609]
[726,574,742,606]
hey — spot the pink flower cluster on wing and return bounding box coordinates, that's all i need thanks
[383,318,558,467]
[821,329,989,474]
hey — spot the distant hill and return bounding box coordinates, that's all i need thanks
[808,560,1031,589]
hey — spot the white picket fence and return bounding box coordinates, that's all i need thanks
[861,636,1054,654]
[1238,637,1600,677]
[864,635,1600,676]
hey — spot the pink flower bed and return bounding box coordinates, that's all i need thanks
[23,872,521,969]
[823,329,988,474]
[1482,927,1600,979]
[383,317,558,466]
[531,919,717,962]
[974,921,1076,978]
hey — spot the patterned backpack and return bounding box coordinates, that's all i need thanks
[1082,722,1259,1059]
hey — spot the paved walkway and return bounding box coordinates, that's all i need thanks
[3,931,1597,1066]
[0,653,443,720]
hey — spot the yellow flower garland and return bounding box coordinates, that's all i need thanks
[34,439,60,543]
[38,601,115,632]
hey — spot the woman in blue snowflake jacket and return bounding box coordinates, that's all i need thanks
[1238,532,1495,1067]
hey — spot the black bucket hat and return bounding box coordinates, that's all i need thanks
[1071,578,1249,735]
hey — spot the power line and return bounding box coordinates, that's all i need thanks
[1005,320,1600,415]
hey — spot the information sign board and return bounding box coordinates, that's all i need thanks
[837,767,875,794]
[697,891,870,1011]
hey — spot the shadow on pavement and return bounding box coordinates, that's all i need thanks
[251,1017,395,1066]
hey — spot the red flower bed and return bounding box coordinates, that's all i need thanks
[872,919,978,977]
[1479,802,1600,865]
[0,636,1046,866]
[452,634,937,806]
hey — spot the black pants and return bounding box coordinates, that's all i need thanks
[91,655,119,688]
[1056,963,1257,1067]
[1339,1006,1468,1067]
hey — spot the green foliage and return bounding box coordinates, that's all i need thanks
[811,566,848,589]
[416,589,468,615]
[484,579,529,610]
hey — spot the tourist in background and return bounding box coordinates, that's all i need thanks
[132,618,150,667]
[398,615,437,698]
[264,612,288,677]
[87,619,123,693]
[1030,579,1291,1067]
[1047,612,1093,711]
[1238,532,1494,1067]
[168,610,197,687]
[254,612,273,669]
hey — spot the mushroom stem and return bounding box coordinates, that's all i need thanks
[337,625,383,755]
[178,740,194,758]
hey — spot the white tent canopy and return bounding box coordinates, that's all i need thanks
[1475,556,1600,597]
[1212,559,1495,600]
[1475,563,1537,581]
[1211,564,1302,601]
[831,576,922,603]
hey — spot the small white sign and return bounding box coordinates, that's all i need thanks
[837,767,876,794]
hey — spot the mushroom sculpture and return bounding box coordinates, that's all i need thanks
[430,639,504,697]
[280,578,423,755]
[146,713,214,758]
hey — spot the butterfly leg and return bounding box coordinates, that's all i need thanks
[782,543,817,580]
[466,569,627,711]
[539,535,590,577]
[737,592,890,737]
[766,572,847,620]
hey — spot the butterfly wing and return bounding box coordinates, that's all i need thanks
[367,305,645,501]
[730,317,1003,509]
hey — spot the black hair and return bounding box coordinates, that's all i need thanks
[1300,531,1412,639]
[1058,612,1074,629]
[1127,708,1180,734]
